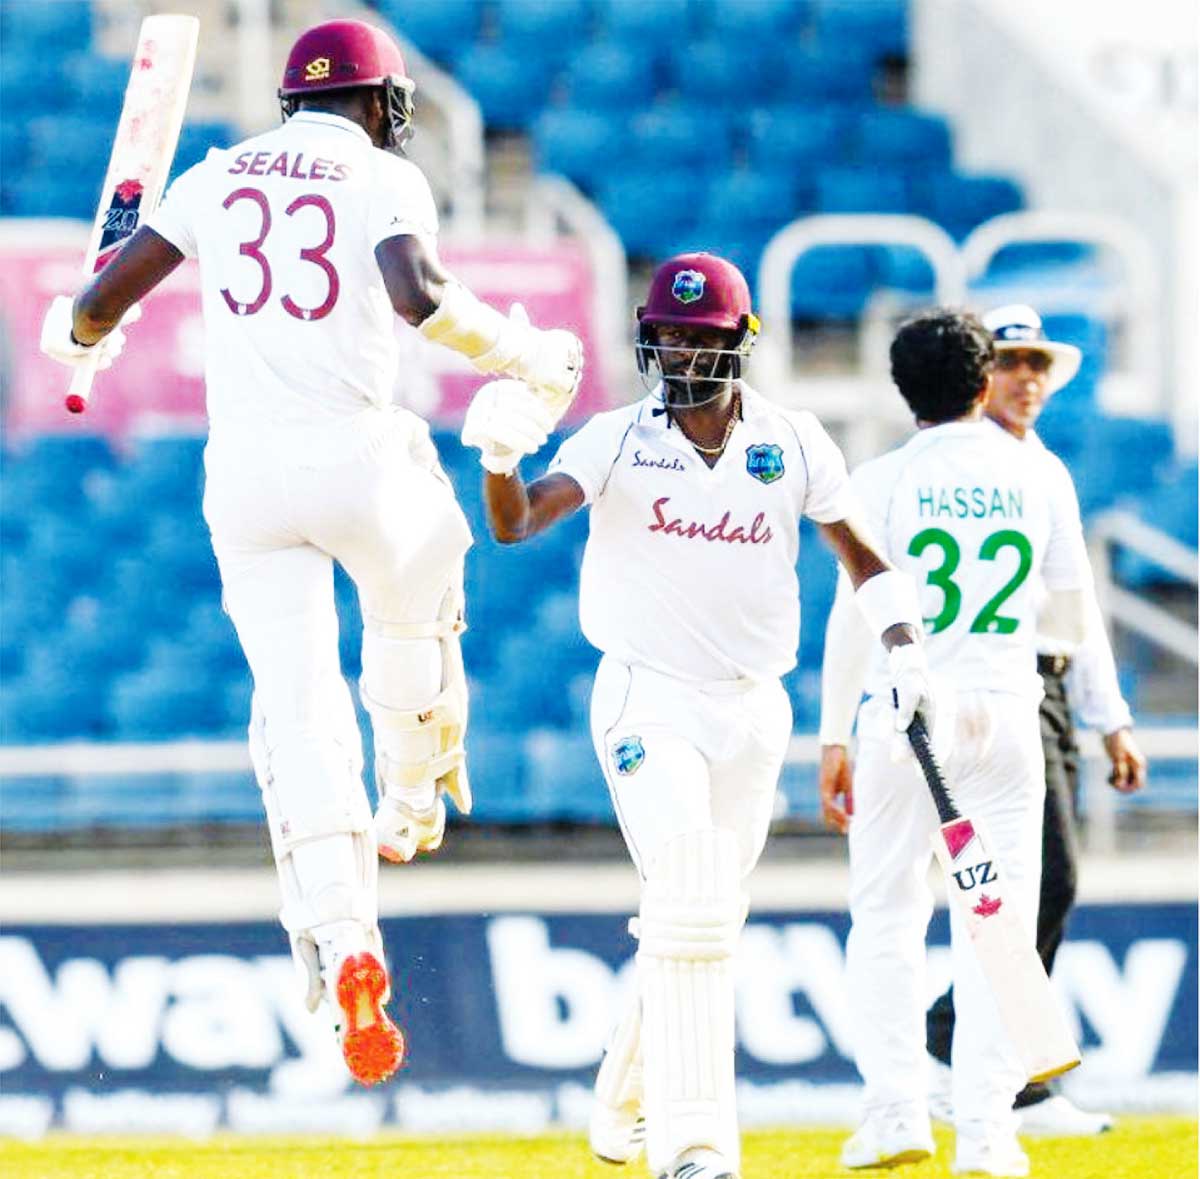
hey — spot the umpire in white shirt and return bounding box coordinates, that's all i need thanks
[924,306,1148,1136]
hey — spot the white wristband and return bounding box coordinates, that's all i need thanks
[854,569,924,640]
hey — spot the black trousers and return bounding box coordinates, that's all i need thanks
[925,668,1081,1106]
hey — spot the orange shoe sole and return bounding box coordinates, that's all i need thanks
[336,951,406,1086]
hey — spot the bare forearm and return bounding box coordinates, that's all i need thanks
[73,226,183,343]
[483,470,584,545]
[485,472,532,544]
[818,517,890,589]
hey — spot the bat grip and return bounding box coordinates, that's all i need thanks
[906,714,960,825]
[65,351,100,414]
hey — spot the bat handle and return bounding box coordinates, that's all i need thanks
[906,713,961,825]
[65,351,100,414]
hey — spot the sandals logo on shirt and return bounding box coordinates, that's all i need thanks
[746,443,784,484]
[612,736,645,776]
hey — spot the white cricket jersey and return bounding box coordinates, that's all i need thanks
[548,382,854,682]
[854,420,1092,700]
[147,112,438,431]
[1018,425,1132,731]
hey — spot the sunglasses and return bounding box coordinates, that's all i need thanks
[996,350,1054,374]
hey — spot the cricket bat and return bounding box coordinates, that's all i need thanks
[65,13,199,414]
[907,715,1081,1083]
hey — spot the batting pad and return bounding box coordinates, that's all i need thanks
[637,828,745,1174]
[594,990,643,1110]
[250,697,379,1008]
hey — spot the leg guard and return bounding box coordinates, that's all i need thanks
[360,583,472,850]
[590,988,645,1164]
[638,828,746,1176]
[250,695,381,1012]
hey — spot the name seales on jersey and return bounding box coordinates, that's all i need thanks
[146,111,438,429]
[548,382,854,683]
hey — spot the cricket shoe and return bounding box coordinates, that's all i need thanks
[332,950,405,1086]
[841,1111,935,1169]
[1017,1094,1113,1137]
[376,793,446,863]
[657,1147,737,1179]
[952,1125,1029,1177]
[589,1099,645,1164]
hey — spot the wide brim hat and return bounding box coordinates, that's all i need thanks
[981,304,1082,394]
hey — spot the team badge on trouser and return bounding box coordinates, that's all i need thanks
[612,735,646,776]
[745,444,784,484]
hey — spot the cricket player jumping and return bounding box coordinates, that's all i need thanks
[460,253,936,1179]
[38,19,582,1087]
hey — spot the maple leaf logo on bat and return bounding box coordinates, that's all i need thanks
[973,894,1003,918]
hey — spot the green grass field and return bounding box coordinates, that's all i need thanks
[3,1120,1196,1179]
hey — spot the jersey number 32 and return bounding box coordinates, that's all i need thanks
[908,527,1033,635]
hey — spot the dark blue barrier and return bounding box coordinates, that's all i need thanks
[0,902,1194,1135]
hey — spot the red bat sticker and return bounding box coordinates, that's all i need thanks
[972,894,1003,918]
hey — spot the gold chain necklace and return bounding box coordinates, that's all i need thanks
[686,391,741,456]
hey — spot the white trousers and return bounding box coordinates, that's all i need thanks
[589,655,793,880]
[846,690,1044,1135]
[203,407,472,821]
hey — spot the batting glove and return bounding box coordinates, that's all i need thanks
[888,641,936,734]
[39,295,141,370]
[461,378,557,475]
[491,303,583,419]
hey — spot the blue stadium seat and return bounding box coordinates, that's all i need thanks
[1113,464,1198,586]
[629,106,725,169]
[1,172,98,218]
[495,0,591,52]
[813,0,907,60]
[464,729,530,822]
[524,730,610,822]
[789,245,875,319]
[108,664,229,739]
[701,169,802,232]
[1069,418,1175,517]
[746,108,852,170]
[0,0,94,53]
[874,245,936,295]
[120,435,205,507]
[0,55,67,117]
[816,166,912,214]
[775,51,876,104]
[532,109,626,191]
[598,0,692,40]
[102,555,186,633]
[665,40,780,109]
[598,170,702,260]
[856,108,952,166]
[797,520,838,665]
[1,120,29,173]
[64,52,129,113]
[561,43,659,112]
[171,121,236,177]
[453,44,553,130]
[372,0,481,64]
[700,0,811,38]
[144,515,221,592]
[916,172,1023,240]
[2,655,110,741]
[27,114,113,175]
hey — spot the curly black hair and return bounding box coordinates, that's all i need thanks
[889,310,994,424]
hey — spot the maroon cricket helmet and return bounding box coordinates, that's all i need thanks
[636,253,761,407]
[278,19,415,149]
